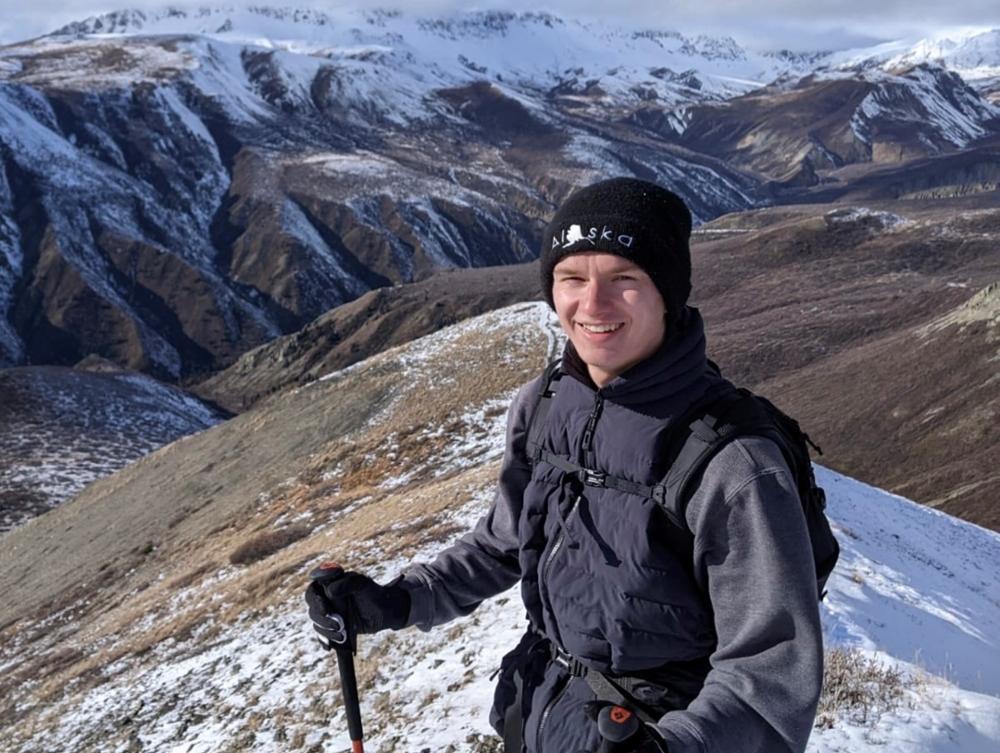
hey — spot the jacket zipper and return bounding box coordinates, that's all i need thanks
[538,494,580,620]
[536,674,571,745]
[537,393,601,745]
[581,392,605,454]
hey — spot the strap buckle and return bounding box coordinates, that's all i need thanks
[551,644,588,677]
[583,469,606,487]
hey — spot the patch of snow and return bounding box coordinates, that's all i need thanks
[819,467,1000,696]
[825,207,912,229]
[0,368,224,533]
[843,66,999,150]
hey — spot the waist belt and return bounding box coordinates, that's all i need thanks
[549,644,670,725]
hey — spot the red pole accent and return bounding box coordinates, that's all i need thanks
[352,740,365,753]
[610,706,632,724]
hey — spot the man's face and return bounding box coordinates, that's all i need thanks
[552,252,666,387]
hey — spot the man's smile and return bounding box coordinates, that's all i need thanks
[577,321,625,334]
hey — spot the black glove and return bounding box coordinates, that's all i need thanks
[584,702,668,753]
[305,571,411,645]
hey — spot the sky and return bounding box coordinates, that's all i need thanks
[1,0,999,50]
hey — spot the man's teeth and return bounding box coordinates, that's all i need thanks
[580,322,624,333]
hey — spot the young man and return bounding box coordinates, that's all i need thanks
[306,178,824,752]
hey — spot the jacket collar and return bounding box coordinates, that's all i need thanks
[561,306,714,406]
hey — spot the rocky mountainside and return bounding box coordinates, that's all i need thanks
[686,201,1000,529]
[193,262,540,412]
[0,363,227,532]
[0,7,776,381]
[674,65,1000,188]
[0,303,998,753]
[1,7,998,381]
[831,28,1000,103]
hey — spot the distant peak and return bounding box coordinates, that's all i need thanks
[48,5,339,38]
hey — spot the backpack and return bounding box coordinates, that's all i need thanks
[525,359,840,601]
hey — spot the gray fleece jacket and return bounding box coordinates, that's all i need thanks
[398,308,822,753]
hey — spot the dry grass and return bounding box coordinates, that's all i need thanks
[229,524,313,566]
[815,647,914,729]
[166,561,219,591]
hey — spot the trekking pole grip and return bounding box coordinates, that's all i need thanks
[597,705,640,752]
[309,561,365,752]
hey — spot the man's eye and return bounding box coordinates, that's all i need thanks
[613,275,635,281]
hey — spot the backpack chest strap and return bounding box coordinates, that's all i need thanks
[537,450,658,497]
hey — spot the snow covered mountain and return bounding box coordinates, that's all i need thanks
[1,6,997,381]
[44,6,800,104]
[675,63,1000,184]
[832,27,1000,103]
[0,303,997,753]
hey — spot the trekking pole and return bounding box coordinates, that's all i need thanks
[596,705,640,753]
[310,562,365,753]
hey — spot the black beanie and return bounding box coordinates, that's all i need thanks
[540,177,693,325]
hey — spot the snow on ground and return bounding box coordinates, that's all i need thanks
[288,149,507,210]
[20,7,1000,120]
[38,7,793,104]
[825,207,914,230]
[819,468,1000,696]
[831,27,1000,87]
[12,455,999,753]
[0,367,225,532]
[4,304,999,753]
[0,35,197,89]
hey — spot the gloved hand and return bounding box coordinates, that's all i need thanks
[584,702,668,753]
[305,570,411,645]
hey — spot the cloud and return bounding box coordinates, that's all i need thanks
[1,0,998,49]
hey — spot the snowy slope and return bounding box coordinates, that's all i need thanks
[833,28,1000,88]
[45,6,804,106]
[0,366,226,533]
[843,65,1000,150]
[2,303,997,753]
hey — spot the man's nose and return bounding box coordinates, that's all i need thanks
[581,278,611,310]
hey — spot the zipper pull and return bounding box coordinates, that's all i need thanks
[582,393,604,452]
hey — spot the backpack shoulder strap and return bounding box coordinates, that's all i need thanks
[654,389,840,600]
[525,358,563,465]
[654,388,761,529]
